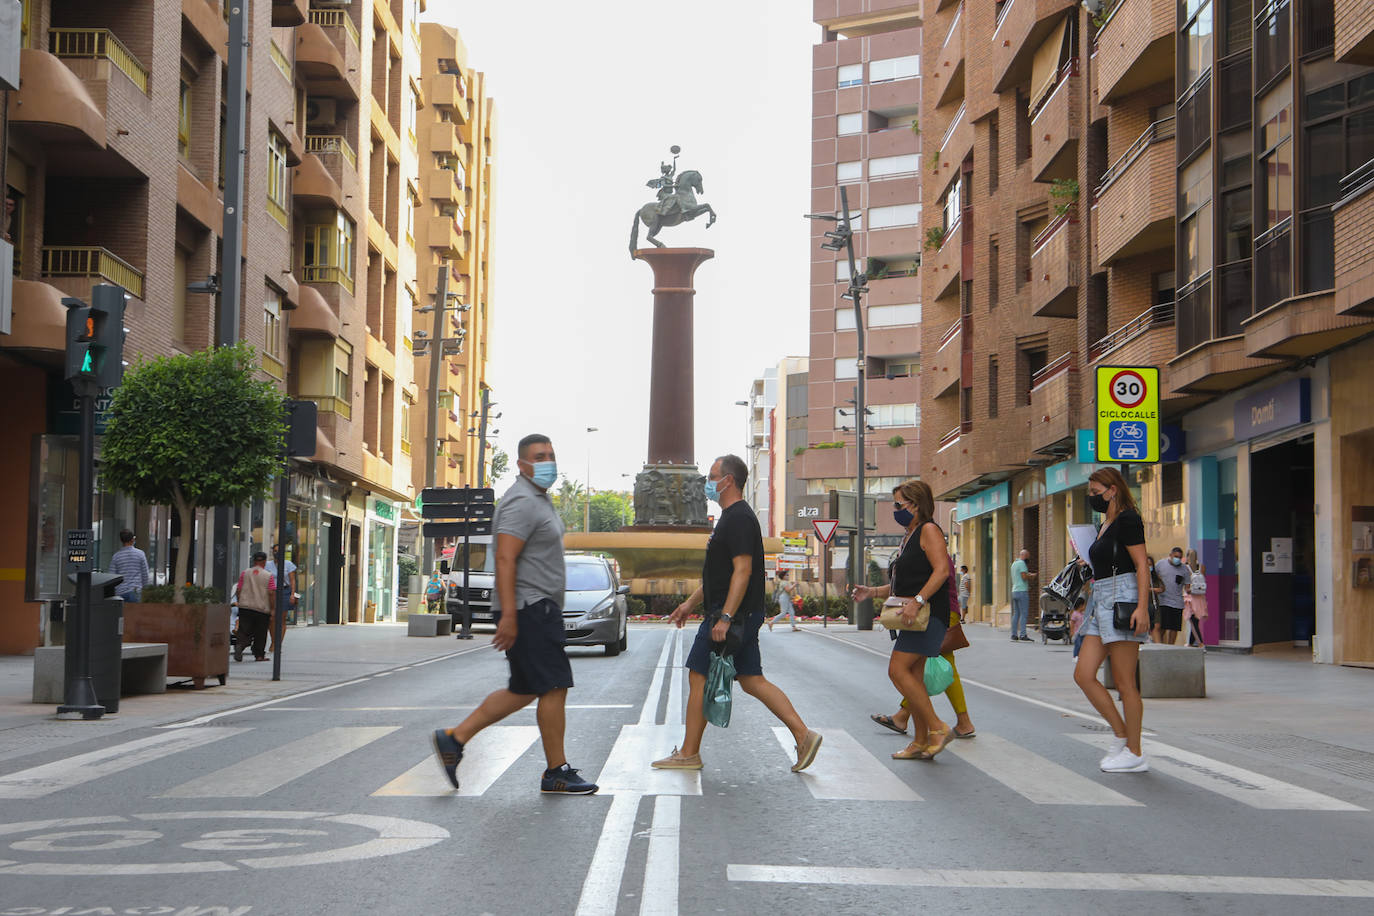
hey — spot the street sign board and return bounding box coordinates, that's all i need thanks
[782,536,808,548]
[422,520,494,539]
[812,519,839,544]
[1094,366,1160,463]
[776,557,809,570]
[422,502,494,520]
[783,545,809,556]
[65,529,94,572]
[835,492,877,530]
[422,486,495,506]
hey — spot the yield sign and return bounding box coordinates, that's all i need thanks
[812,519,839,545]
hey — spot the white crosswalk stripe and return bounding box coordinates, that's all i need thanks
[159,727,398,798]
[770,727,921,801]
[373,726,541,796]
[947,733,1142,806]
[0,728,249,799]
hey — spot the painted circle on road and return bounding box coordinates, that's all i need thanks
[0,811,448,876]
[1107,370,1148,409]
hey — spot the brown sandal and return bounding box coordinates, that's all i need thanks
[871,714,908,736]
[924,727,954,758]
[891,739,933,760]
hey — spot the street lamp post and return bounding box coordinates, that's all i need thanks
[807,185,873,629]
[584,427,599,532]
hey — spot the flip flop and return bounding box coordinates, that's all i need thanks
[954,727,976,739]
[870,714,908,736]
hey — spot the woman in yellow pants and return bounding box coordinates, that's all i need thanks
[871,606,975,743]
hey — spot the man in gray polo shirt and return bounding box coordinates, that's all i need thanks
[431,433,597,795]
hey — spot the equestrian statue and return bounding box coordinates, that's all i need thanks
[629,145,717,255]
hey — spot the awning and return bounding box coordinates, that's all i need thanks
[288,283,339,336]
[1029,18,1069,114]
[955,481,1010,523]
[1,279,68,352]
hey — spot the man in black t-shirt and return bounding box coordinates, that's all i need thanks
[651,455,823,773]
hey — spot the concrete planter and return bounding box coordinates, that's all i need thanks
[123,603,231,688]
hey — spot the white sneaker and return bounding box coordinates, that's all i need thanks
[1101,748,1150,773]
[1099,736,1127,768]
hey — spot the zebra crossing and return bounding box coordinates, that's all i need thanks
[0,721,1363,812]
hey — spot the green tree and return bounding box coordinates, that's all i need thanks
[488,446,509,484]
[589,491,633,531]
[551,478,586,532]
[101,343,286,603]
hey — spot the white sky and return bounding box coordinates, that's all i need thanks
[424,1,819,492]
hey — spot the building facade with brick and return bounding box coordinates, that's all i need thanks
[0,0,468,653]
[919,0,1374,665]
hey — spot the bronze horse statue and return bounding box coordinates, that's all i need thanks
[629,170,717,254]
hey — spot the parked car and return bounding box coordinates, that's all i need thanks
[561,555,630,656]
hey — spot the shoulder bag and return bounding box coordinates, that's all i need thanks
[879,596,930,631]
[940,554,969,652]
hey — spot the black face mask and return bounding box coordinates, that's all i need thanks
[1088,492,1110,514]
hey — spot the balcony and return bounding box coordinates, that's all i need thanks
[1092,117,1174,266]
[930,319,962,398]
[1335,161,1374,316]
[868,273,922,306]
[41,246,145,299]
[1028,353,1076,455]
[1090,302,1176,367]
[869,77,920,116]
[428,215,466,260]
[426,72,467,110]
[10,49,106,148]
[868,124,921,159]
[930,425,981,501]
[429,121,460,158]
[272,0,308,28]
[1031,61,1079,182]
[182,1,229,59]
[293,150,345,210]
[0,280,71,353]
[426,169,462,206]
[990,0,1078,92]
[1337,0,1374,64]
[304,135,362,212]
[49,29,149,94]
[1092,0,1174,104]
[301,265,355,296]
[1029,214,1079,318]
[938,103,973,170]
[932,6,965,109]
[288,283,340,338]
[297,10,360,99]
[927,219,963,300]
[1169,275,1279,393]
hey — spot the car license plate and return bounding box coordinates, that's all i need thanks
[564,622,579,631]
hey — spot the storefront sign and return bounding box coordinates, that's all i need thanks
[1046,459,1103,495]
[49,378,114,436]
[1233,378,1310,441]
[956,481,1009,521]
[372,499,396,521]
[1095,366,1160,462]
[1075,429,1096,464]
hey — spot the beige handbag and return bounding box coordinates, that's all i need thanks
[879,595,930,632]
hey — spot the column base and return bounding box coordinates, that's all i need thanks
[631,465,709,528]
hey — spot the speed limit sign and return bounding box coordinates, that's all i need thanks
[1095,366,1160,463]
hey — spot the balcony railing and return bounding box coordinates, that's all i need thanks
[1091,0,1126,54]
[939,317,962,349]
[305,134,357,169]
[1090,301,1175,360]
[1030,57,1079,122]
[309,8,360,48]
[50,28,149,93]
[301,394,351,421]
[1095,116,1175,199]
[1031,351,1074,389]
[41,246,145,298]
[943,4,963,49]
[940,103,967,153]
[268,40,292,82]
[1339,158,1374,203]
[1032,212,1074,255]
[995,0,1016,31]
[939,425,962,450]
[301,264,355,295]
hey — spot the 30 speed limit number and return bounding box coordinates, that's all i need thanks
[1107,370,1148,409]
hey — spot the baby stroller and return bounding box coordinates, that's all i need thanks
[1039,560,1090,644]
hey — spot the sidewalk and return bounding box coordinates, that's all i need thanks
[806,620,1374,787]
[0,624,478,764]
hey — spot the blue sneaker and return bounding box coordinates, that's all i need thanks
[540,764,599,795]
[431,729,463,789]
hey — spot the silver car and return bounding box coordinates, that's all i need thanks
[561,555,630,656]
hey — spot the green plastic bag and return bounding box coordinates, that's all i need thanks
[704,652,736,728]
[924,654,954,695]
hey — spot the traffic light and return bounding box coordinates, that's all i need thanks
[64,302,95,383]
[64,284,128,387]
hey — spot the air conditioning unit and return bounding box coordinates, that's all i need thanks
[305,98,337,131]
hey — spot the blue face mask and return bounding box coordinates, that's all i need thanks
[1170,557,1182,566]
[528,461,557,488]
[893,507,915,527]
[704,475,729,503]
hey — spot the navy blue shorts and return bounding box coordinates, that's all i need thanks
[504,598,574,696]
[685,611,765,678]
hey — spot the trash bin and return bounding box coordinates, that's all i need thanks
[63,573,125,714]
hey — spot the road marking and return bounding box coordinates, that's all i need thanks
[574,793,642,916]
[769,728,920,801]
[946,734,1141,806]
[638,630,674,725]
[0,729,248,799]
[263,704,633,712]
[665,629,684,727]
[726,864,1374,897]
[595,725,703,797]
[372,726,541,796]
[158,644,489,728]
[639,795,680,916]
[159,727,398,798]
[1070,734,1365,811]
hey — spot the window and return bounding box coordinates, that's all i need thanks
[941,174,962,232]
[178,81,192,158]
[835,260,854,282]
[869,55,919,83]
[1223,0,1252,54]
[20,0,32,48]
[837,160,862,183]
[403,287,416,350]
[1178,156,1213,283]
[400,394,414,456]
[835,304,921,329]
[989,239,1000,309]
[336,212,356,280]
[6,185,23,275]
[404,185,418,244]
[267,130,289,226]
[837,113,863,136]
[988,357,999,418]
[334,340,353,407]
[407,85,419,144]
[1181,0,1214,92]
[834,357,858,379]
[1258,104,1292,234]
[879,355,921,378]
[303,212,357,290]
[868,203,921,229]
[988,114,1000,191]
[1255,0,1290,90]
[835,403,919,429]
[264,289,282,359]
[837,64,863,88]
[870,154,919,178]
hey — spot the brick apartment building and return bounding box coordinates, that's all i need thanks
[805,2,926,576]
[919,0,1374,665]
[0,0,497,654]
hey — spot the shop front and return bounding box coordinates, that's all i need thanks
[365,499,400,622]
[1324,336,1374,667]
[955,481,1010,624]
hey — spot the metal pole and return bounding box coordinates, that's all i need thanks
[839,186,872,630]
[422,262,449,577]
[213,1,250,599]
[584,426,597,532]
[821,540,828,629]
[458,485,472,639]
[272,460,288,682]
[476,386,490,486]
[58,385,103,718]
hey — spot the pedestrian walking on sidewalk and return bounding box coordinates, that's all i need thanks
[1073,467,1152,774]
[957,565,972,619]
[1184,552,1208,648]
[652,455,822,773]
[431,434,598,796]
[853,479,955,760]
[1152,547,1187,645]
[1010,549,1036,641]
[767,570,800,631]
[107,529,151,603]
[234,552,276,662]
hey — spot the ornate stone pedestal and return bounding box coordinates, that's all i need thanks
[627,247,714,531]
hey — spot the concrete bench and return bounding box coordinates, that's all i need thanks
[32,642,169,704]
[407,614,453,637]
[1102,644,1206,698]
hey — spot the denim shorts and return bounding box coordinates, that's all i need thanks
[1078,572,1147,645]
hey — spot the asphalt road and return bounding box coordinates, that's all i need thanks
[2,625,1372,916]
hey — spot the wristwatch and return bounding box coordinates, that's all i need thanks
[720,612,733,622]
[913,595,927,606]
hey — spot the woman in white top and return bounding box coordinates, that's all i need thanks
[768,570,800,632]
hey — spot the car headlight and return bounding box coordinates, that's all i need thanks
[585,598,617,620]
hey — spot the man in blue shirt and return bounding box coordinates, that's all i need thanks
[1009,548,1035,641]
[107,530,151,602]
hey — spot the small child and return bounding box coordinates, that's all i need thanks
[1070,598,1086,658]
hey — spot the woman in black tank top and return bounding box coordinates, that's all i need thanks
[852,479,953,759]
